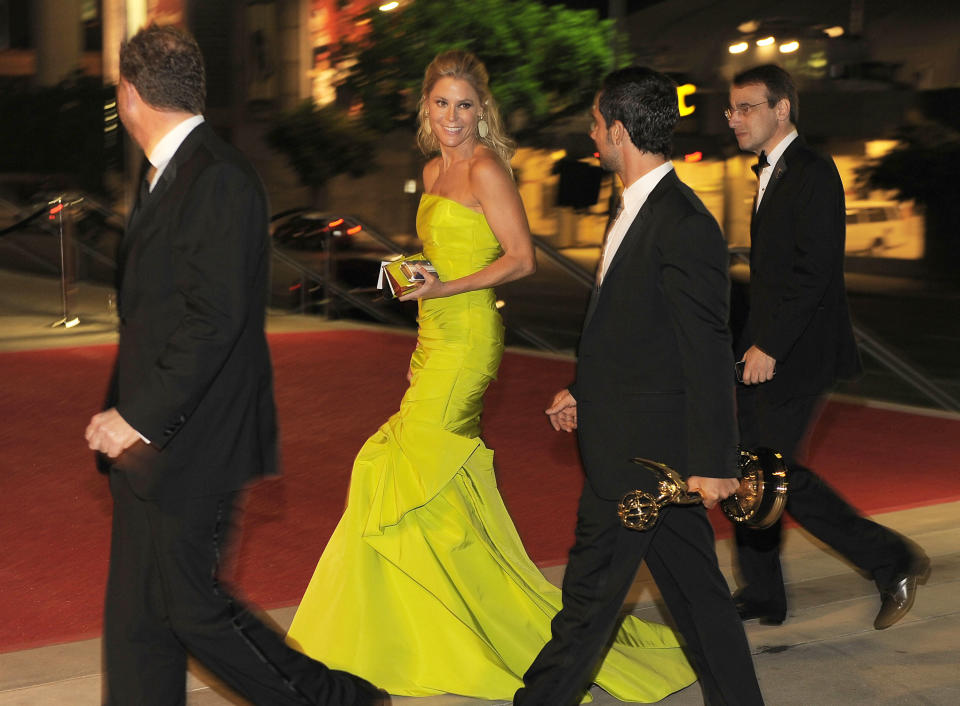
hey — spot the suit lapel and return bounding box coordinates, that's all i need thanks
[582,287,601,330]
[600,170,676,286]
[582,171,677,332]
[124,170,165,233]
[116,125,209,309]
[124,161,152,230]
[120,124,206,264]
[119,165,173,286]
[754,138,800,223]
[118,160,152,287]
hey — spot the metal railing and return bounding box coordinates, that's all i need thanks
[3,193,956,412]
[271,245,409,326]
[270,211,572,352]
[532,234,595,289]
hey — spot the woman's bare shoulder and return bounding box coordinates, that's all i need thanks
[468,147,510,184]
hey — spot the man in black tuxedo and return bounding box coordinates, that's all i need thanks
[515,67,763,706]
[84,26,388,705]
[726,64,928,630]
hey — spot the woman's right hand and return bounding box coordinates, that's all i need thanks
[398,266,445,301]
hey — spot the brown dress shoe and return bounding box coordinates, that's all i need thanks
[874,554,931,630]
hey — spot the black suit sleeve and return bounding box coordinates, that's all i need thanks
[117,163,267,448]
[756,158,844,361]
[660,212,739,478]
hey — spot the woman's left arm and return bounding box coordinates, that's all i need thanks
[400,157,536,301]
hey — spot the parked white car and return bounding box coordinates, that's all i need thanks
[845,200,924,259]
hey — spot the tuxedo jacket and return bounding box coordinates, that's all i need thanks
[571,170,739,501]
[737,138,861,401]
[101,122,278,500]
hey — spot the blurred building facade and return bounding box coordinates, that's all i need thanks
[2,0,956,264]
[0,0,381,110]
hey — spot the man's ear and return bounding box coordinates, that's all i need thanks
[119,78,145,112]
[775,98,791,122]
[612,119,625,145]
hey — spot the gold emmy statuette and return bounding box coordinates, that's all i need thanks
[720,447,788,529]
[617,448,788,531]
[618,460,700,530]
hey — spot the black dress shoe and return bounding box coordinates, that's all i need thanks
[874,554,931,630]
[735,598,786,626]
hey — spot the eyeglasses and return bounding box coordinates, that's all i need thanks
[723,102,768,120]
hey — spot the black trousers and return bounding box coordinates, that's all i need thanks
[734,386,913,612]
[515,481,763,706]
[103,470,382,706]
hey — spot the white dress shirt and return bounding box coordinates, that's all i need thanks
[597,161,675,286]
[755,129,797,211]
[146,114,205,191]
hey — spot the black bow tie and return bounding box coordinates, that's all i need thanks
[751,151,769,177]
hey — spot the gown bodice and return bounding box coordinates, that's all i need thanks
[408,193,505,404]
[416,192,503,283]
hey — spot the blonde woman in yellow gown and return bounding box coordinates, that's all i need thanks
[287,50,696,702]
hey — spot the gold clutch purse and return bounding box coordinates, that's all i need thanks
[377,253,437,298]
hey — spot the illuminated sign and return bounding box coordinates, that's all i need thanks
[677,84,696,117]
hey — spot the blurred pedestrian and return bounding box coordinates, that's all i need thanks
[84,24,388,705]
[726,63,929,630]
[515,66,763,706]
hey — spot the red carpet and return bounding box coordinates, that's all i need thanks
[1,329,959,653]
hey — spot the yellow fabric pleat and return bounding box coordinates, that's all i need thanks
[286,194,696,701]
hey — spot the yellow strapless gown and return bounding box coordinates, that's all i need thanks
[287,193,696,701]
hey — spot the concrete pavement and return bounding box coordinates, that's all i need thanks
[2,268,958,705]
[3,501,956,705]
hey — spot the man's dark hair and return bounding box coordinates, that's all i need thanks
[597,67,679,158]
[732,64,798,126]
[119,25,205,114]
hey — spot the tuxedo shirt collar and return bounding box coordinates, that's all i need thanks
[755,129,797,210]
[623,160,674,215]
[597,161,674,284]
[146,114,204,191]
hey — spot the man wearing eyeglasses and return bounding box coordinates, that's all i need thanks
[725,64,928,630]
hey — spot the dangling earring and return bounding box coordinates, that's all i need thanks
[477,114,489,139]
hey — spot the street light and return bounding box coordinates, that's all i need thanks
[728,42,749,54]
[379,1,399,11]
[779,40,800,53]
[756,36,775,47]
